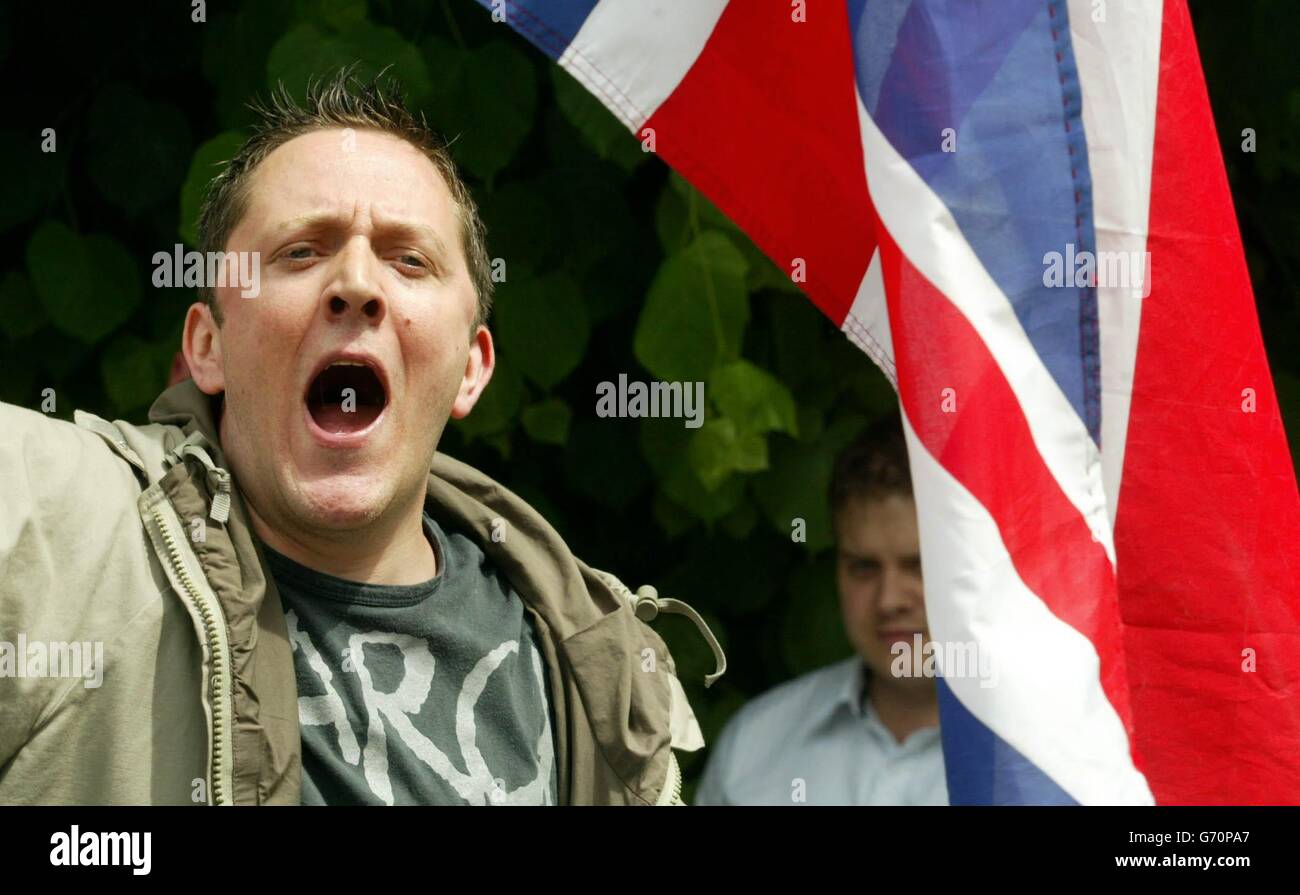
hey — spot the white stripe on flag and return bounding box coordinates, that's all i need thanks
[902,413,1154,806]
[1066,0,1164,526]
[559,0,730,131]
[842,248,898,388]
[855,92,1116,565]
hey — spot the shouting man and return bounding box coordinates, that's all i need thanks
[0,71,705,806]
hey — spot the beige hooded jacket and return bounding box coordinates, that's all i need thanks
[0,381,712,805]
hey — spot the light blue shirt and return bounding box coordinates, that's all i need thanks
[695,657,948,805]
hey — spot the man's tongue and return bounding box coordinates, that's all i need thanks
[310,399,381,434]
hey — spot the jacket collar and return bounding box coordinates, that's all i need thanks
[145,379,671,804]
[149,379,224,449]
[147,380,619,641]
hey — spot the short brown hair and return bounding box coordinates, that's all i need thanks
[196,67,492,328]
[828,412,913,515]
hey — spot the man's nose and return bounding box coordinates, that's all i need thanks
[877,568,914,614]
[323,239,387,324]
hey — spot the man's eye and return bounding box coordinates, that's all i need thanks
[395,254,427,269]
[284,247,315,260]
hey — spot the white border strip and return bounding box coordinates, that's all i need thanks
[559,0,730,131]
[842,248,898,388]
[1066,0,1164,526]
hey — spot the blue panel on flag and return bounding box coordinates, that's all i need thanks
[473,0,600,60]
[848,0,1102,443]
[936,678,1080,805]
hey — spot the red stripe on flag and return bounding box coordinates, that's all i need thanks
[1114,0,1300,805]
[875,222,1140,754]
[644,1,874,324]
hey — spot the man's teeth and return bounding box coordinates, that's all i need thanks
[329,360,367,368]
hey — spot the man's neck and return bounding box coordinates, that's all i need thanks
[868,671,940,745]
[247,495,437,586]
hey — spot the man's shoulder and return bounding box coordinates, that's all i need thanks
[0,401,182,505]
[722,656,860,740]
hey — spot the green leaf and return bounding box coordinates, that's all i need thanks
[179,131,247,247]
[84,233,142,328]
[521,397,572,445]
[493,271,589,390]
[550,66,646,172]
[651,491,696,539]
[710,359,798,436]
[658,534,785,617]
[563,418,650,510]
[667,172,742,234]
[688,417,768,490]
[634,232,750,383]
[101,334,165,413]
[581,252,649,325]
[660,173,800,294]
[754,413,866,554]
[770,291,833,388]
[266,24,358,99]
[0,272,46,341]
[27,222,90,341]
[780,556,853,676]
[718,499,759,539]
[479,180,555,272]
[641,416,746,522]
[87,84,191,216]
[537,158,636,276]
[653,609,728,693]
[0,128,64,235]
[342,21,435,107]
[202,2,295,129]
[654,182,692,254]
[453,353,525,441]
[742,242,804,294]
[268,21,435,108]
[306,0,368,30]
[425,38,537,182]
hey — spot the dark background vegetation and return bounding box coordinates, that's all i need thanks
[0,0,1295,798]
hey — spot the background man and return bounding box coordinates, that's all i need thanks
[695,415,947,805]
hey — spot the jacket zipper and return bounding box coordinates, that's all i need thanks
[658,751,685,806]
[150,502,236,806]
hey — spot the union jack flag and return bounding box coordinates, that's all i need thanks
[481,0,1300,805]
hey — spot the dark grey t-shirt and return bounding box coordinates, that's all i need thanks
[266,512,558,805]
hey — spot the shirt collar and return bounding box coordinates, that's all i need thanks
[811,657,870,728]
[819,657,943,750]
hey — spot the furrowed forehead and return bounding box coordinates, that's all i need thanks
[232,129,463,243]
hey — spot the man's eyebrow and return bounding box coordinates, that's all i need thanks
[270,212,452,260]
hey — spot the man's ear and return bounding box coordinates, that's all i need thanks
[183,302,226,395]
[450,325,496,419]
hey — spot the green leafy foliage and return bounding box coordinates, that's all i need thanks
[550,66,646,172]
[426,39,537,184]
[521,397,571,445]
[493,271,589,390]
[634,231,749,382]
[180,131,248,247]
[87,84,193,218]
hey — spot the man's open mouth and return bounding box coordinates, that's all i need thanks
[305,358,388,435]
